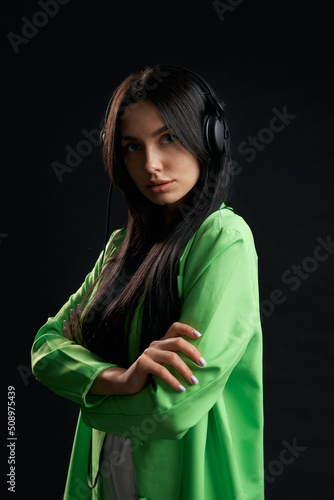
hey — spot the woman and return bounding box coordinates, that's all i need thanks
[31,65,264,499]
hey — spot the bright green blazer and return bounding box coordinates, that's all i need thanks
[31,202,264,500]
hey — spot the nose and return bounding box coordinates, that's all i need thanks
[143,145,163,173]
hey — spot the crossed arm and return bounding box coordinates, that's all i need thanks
[31,222,261,439]
[63,312,206,395]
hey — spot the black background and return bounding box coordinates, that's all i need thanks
[2,1,333,499]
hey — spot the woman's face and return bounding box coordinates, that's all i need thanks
[120,99,201,225]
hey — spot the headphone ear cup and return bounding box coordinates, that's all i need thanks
[203,114,227,157]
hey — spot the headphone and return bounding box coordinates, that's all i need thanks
[100,65,230,262]
[168,65,230,157]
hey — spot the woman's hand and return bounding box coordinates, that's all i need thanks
[119,322,206,394]
[62,304,84,345]
[87,321,207,396]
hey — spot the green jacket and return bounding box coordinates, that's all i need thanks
[31,202,264,500]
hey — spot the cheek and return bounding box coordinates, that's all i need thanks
[184,159,201,184]
[124,162,137,180]
[124,155,144,178]
[126,167,145,192]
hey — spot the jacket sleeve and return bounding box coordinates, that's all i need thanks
[80,220,262,438]
[30,229,123,407]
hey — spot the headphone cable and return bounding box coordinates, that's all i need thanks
[101,179,114,266]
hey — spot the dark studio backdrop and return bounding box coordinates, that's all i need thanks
[2,1,333,499]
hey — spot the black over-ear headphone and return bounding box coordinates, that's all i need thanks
[100,65,230,262]
[166,65,230,157]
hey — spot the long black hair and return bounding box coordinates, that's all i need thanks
[78,65,234,367]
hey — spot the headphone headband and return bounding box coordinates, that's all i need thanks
[163,65,226,119]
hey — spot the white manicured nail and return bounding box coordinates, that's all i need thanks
[198,357,207,367]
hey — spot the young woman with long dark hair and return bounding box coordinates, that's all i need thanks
[31,65,264,499]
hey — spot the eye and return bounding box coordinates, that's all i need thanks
[123,143,140,153]
[161,133,178,144]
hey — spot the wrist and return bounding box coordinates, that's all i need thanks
[89,366,127,396]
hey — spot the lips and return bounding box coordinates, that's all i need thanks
[146,180,173,187]
[147,180,174,193]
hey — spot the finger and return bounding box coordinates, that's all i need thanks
[71,305,84,345]
[69,308,77,330]
[70,307,79,331]
[76,304,84,344]
[148,349,199,386]
[62,319,74,341]
[161,321,202,341]
[137,354,188,392]
[76,303,83,318]
[151,337,207,367]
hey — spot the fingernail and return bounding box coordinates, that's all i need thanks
[70,309,75,316]
[193,330,201,338]
[190,375,199,385]
[198,357,207,367]
[63,320,68,327]
[177,384,186,392]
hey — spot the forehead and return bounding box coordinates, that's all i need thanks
[120,99,165,134]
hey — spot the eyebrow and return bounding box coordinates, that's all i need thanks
[121,125,169,141]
